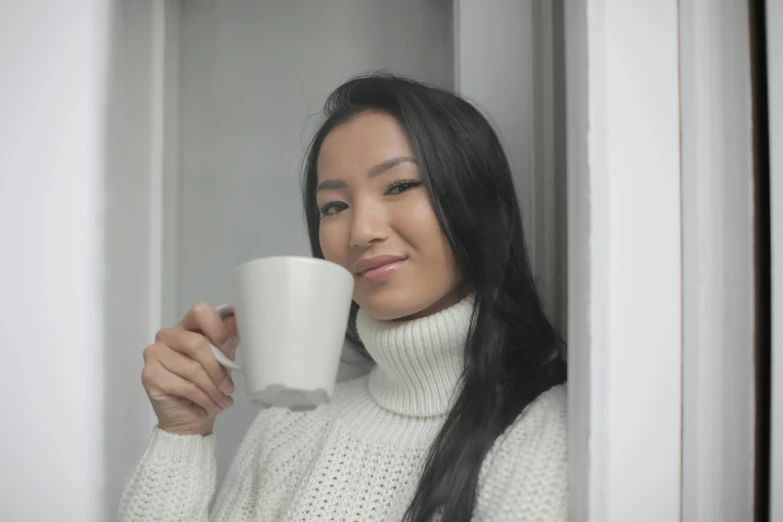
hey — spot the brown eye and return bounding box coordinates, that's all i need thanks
[318,201,348,219]
[385,180,422,195]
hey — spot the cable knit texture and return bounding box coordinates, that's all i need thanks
[118,295,567,521]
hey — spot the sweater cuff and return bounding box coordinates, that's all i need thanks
[148,427,216,467]
[117,428,217,521]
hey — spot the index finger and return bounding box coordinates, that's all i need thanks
[179,302,235,350]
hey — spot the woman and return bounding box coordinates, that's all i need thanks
[119,74,567,521]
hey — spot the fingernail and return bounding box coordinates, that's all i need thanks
[220,396,234,409]
[219,378,234,395]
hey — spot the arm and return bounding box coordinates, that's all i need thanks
[474,385,568,522]
[118,408,273,522]
[117,428,216,522]
[118,302,250,521]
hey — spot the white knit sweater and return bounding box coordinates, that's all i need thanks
[118,296,567,521]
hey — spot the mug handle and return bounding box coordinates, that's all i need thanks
[210,303,243,372]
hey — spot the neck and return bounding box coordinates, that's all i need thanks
[356,294,475,417]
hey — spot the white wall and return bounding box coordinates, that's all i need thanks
[0,1,167,520]
[0,1,109,520]
[566,1,683,520]
[171,0,454,489]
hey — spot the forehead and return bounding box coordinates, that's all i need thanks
[317,112,415,177]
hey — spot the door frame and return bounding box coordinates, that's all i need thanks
[766,0,783,519]
[565,2,683,520]
[679,1,757,521]
[147,1,765,520]
[565,1,760,521]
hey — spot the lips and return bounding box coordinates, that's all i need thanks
[353,255,407,276]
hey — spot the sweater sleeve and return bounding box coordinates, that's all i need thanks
[118,409,281,522]
[117,428,217,522]
[474,385,568,522]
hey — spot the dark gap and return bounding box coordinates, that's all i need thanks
[749,0,772,521]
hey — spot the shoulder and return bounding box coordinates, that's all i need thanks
[511,383,567,435]
[494,383,567,463]
[474,384,568,520]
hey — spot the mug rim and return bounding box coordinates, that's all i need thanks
[234,255,353,280]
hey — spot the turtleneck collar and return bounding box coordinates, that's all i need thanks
[355,294,475,417]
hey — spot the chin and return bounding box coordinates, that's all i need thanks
[359,301,417,322]
[355,286,428,321]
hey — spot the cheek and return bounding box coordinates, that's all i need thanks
[404,197,454,264]
[408,196,440,238]
[318,222,349,266]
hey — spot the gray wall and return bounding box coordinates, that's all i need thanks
[171,0,454,488]
[455,0,567,334]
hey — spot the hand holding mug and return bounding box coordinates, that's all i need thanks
[142,303,238,436]
[140,256,354,436]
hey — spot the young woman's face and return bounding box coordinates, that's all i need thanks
[316,111,468,321]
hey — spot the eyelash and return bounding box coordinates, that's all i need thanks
[318,201,347,219]
[318,179,423,219]
[386,179,422,195]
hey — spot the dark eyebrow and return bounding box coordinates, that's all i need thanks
[368,156,418,178]
[315,179,348,191]
[316,156,418,191]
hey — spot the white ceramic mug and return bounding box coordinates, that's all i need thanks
[209,256,354,411]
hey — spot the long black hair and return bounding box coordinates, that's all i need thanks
[301,74,566,522]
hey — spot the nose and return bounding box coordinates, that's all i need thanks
[349,201,388,248]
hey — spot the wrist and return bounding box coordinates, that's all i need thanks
[158,424,214,437]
